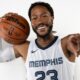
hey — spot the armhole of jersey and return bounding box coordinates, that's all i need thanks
[25,41,32,62]
[59,39,75,64]
[25,40,36,64]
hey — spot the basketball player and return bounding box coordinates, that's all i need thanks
[0,2,80,80]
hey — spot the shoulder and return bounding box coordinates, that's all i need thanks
[61,35,75,62]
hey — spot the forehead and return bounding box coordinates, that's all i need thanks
[31,5,50,15]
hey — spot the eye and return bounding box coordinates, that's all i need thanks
[31,16,37,20]
[43,15,47,17]
[42,13,50,18]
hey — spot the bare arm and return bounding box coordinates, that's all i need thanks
[13,41,30,61]
[61,34,80,62]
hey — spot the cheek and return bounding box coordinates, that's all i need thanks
[31,20,36,28]
[48,18,53,25]
[43,17,53,25]
[31,22,34,27]
[31,18,53,27]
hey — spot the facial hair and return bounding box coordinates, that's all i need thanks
[32,24,53,39]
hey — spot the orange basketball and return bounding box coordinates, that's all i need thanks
[0,12,30,44]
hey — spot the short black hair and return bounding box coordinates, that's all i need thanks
[28,2,54,20]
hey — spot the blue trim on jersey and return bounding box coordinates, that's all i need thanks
[35,36,58,50]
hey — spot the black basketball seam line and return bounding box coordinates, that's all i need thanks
[0,21,29,34]
[1,21,29,34]
[2,28,27,40]
[3,15,27,29]
[6,16,26,29]
[3,32,27,40]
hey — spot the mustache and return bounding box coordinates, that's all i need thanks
[35,23,49,29]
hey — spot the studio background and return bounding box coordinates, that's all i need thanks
[0,0,80,50]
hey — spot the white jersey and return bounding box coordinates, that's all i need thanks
[25,37,75,80]
[74,56,80,80]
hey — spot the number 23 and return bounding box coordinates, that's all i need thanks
[35,69,58,80]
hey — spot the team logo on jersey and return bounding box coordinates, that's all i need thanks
[31,49,38,53]
[29,57,63,67]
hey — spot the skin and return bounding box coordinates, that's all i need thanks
[0,5,80,62]
[13,5,80,62]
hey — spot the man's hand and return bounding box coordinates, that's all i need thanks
[0,18,6,37]
[66,34,80,57]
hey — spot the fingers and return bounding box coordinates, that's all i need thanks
[0,17,6,23]
[67,33,80,57]
[3,12,18,17]
[77,41,80,56]
[0,18,6,37]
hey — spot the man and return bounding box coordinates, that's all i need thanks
[24,2,80,80]
[0,2,80,80]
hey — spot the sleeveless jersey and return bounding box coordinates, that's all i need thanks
[25,37,75,80]
[74,56,80,80]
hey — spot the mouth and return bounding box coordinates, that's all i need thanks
[36,24,48,31]
[36,25,49,36]
[37,26,46,30]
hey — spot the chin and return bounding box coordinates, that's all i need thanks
[37,33,50,38]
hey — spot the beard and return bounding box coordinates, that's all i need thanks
[32,24,53,39]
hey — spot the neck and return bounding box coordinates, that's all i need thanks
[36,34,55,48]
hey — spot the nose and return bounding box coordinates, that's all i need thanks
[36,16,44,25]
[31,16,45,27]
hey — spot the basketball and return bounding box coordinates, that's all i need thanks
[0,12,30,44]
